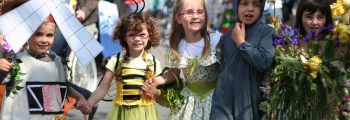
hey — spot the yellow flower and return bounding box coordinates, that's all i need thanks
[339,32,350,43]
[331,0,346,16]
[343,0,350,7]
[333,23,350,43]
[342,12,350,24]
[302,56,322,79]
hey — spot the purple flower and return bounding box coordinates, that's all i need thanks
[291,37,299,45]
[340,104,347,111]
[291,28,299,37]
[320,24,334,32]
[3,43,11,51]
[334,39,340,46]
[344,95,350,101]
[280,24,288,31]
[311,31,317,37]
[279,31,285,37]
[303,30,317,41]
[272,34,283,46]
[303,34,312,41]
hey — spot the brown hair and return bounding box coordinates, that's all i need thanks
[169,0,210,60]
[295,0,333,36]
[113,13,161,50]
[0,0,28,15]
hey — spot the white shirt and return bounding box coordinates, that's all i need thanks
[178,31,221,57]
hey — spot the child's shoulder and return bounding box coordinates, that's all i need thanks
[146,52,159,62]
[257,23,275,32]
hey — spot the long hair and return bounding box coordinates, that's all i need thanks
[169,0,210,60]
[295,0,333,36]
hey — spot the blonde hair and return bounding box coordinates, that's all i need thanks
[169,0,210,60]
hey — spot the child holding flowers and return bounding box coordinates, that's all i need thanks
[266,0,350,119]
[81,12,162,120]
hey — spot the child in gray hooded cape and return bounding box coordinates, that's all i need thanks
[210,0,275,119]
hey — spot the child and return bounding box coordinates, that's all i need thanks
[145,0,221,119]
[209,0,275,119]
[295,0,335,55]
[83,13,162,120]
[295,0,333,37]
[0,17,87,119]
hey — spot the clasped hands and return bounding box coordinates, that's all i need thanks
[75,77,160,115]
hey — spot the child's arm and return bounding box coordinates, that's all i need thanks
[231,23,275,72]
[151,68,180,86]
[83,70,114,113]
[67,86,89,114]
[142,68,180,98]
[141,82,161,98]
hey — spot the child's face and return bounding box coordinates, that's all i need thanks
[27,22,56,55]
[125,24,149,53]
[237,0,261,25]
[301,10,326,35]
[176,0,206,33]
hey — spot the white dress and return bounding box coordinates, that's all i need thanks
[1,51,66,120]
[166,31,221,120]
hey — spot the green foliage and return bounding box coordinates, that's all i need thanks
[8,55,24,95]
[158,67,184,109]
[162,81,184,109]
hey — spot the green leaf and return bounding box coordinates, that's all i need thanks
[15,86,23,90]
[310,43,320,56]
[323,41,336,60]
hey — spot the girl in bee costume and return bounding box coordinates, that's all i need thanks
[82,1,162,119]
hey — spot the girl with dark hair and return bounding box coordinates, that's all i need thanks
[294,0,334,54]
[295,0,333,37]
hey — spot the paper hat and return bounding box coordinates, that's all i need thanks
[0,0,104,66]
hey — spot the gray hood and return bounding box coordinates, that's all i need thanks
[232,0,266,27]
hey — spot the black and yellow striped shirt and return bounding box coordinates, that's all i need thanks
[106,52,161,106]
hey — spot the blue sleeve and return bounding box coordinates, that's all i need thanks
[238,27,275,73]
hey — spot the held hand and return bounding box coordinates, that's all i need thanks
[75,10,86,22]
[0,58,12,72]
[75,97,91,115]
[231,23,246,47]
[146,77,162,86]
[141,82,160,98]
